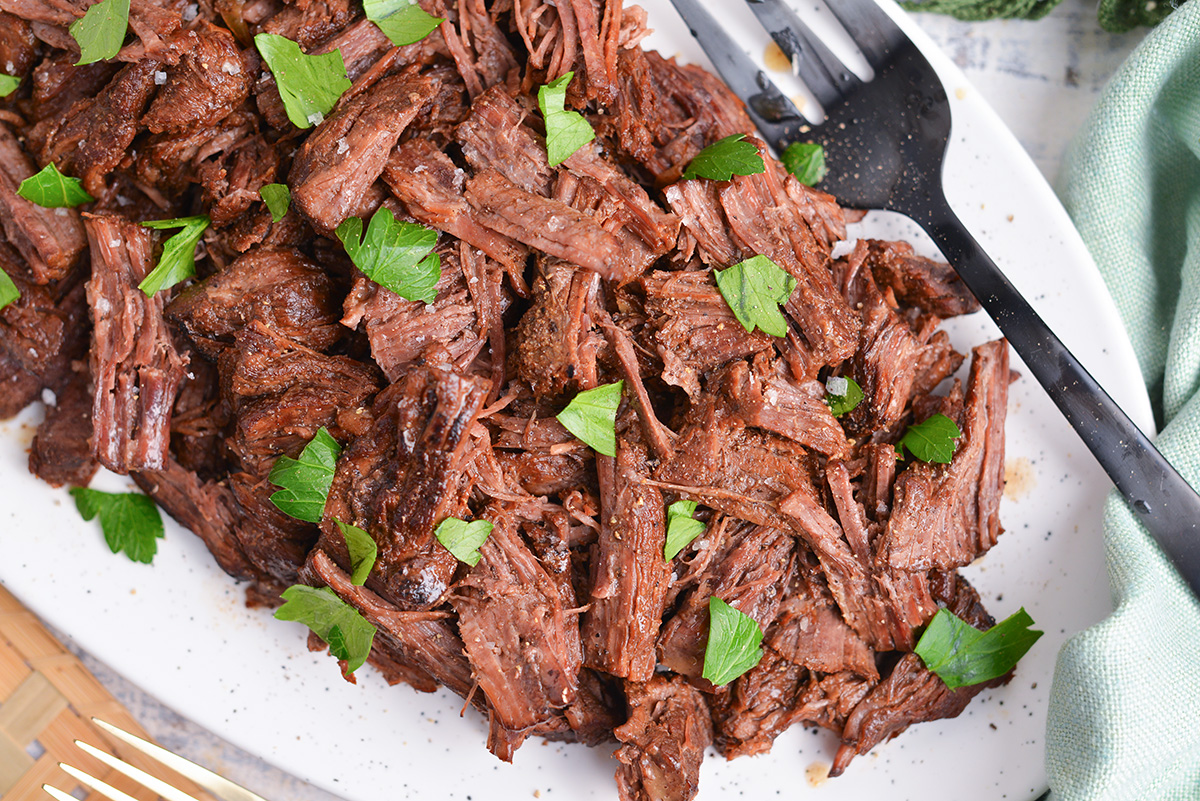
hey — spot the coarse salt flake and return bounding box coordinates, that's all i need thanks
[221,60,240,74]
[306,111,325,126]
[153,70,168,85]
[335,138,349,155]
[182,2,199,19]
[825,375,848,397]
[41,388,57,407]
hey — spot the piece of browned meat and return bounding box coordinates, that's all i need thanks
[865,239,980,319]
[451,503,583,761]
[167,247,342,358]
[615,674,712,801]
[143,23,254,134]
[85,214,188,473]
[28,361,99,487]
[581,424,670,682]
[290,69,437,232]
[878,339,1009,571]
[515,259,603,398]
[0,123,87,283]
[320,363,488,610]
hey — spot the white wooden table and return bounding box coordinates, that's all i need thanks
[57,6,1148,800]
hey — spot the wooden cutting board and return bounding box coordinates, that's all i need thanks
[0,582,214,801]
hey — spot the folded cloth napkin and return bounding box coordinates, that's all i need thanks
[900,0,1178,31]
[1050,5,1200,799]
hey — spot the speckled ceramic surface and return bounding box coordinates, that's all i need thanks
[0,2,1155,799]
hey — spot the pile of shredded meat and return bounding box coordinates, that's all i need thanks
[0,0,1017,796]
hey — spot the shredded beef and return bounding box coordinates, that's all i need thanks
[614,675,712,801]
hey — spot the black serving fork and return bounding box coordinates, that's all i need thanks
[668,0,1200,593]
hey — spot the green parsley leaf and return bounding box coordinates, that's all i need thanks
[781,142,827,186]
[337,520,377,586]
[268,427,342,523]
[17,162,94,208]
[664,500,705,560]
[702,596,764,686]
[69,0,130,65]
[335,207,440,303]
[915,607,1043,690]
[274,585,376,675]
[363,0,443,46]
[138,215,209,297]
[0,74,19,97]
[254,33,351,129]
[537,71,595,166]
[260,183,290,222]
[0,265,19,311]
[714,254,796,338]
[824,375,864,418]
[434,517,493,567]
[556,381,623,458]
[897,412,963,464]
[68,487,164,564]
[682,133,765,181]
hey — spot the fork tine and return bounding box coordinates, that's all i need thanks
[667,0,809,150]
[742,0,861,109]
[41,785,79,801]
[74,740,203,801]
[91,718,270,801]
[822,0,905,70]
[56,762,150,801]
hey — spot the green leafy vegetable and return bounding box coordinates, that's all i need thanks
[702,596,764,686]
[274,585,376,675]
[714,254,796,338]
[897,412,963,464]
[138,215,210,297]
[70,0,130,65]
[363,0,443,46]
[825,375,863,418]
[268,427,342,522]
[260,183,290,222]
[915,607,1043,690]
[69,487,164,564]
[781,142,827,186]
[335,208,440,303]
[556,381,623,458]
[336,521,377,586]
[17,162,94,208]
[537,72,595,166]
[664,500,705,560]
[253,33,351,129]
[434,517,493,567]
[0,266,18,311]
[682,133,765,181]
[0,74,19,97]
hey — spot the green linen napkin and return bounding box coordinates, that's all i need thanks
[1050,4,1200,799]
[900,0,1180,31]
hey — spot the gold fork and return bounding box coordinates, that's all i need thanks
[42,718,269,801]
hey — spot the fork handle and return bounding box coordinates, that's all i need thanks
[908,189,1200,592]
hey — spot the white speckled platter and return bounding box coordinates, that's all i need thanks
[0,1,1153,799]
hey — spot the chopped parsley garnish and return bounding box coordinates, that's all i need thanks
[69,487,164,564]
[0,74,19,97]
[363,0,443,46]
[556,381,623,458]
[897,412,963,464]
[664,500,705,560]
[682,134,765,182]
[0,266,18,310]
[335,207,440,303]
[825,375,863,418]
[138,215,210,297]
[259,183,290,222]
[337,520,377,586]
[70,0,129,65]
[714,255,796,338]
[17,162,94,208]
[253,33,351,129]
[915,607,1043,689]
[702,596,764,686]
[268,427,342,523]
[274,585,376,675]
[434,517,493,567]
[781,142,827,186]
[537,71,595,166]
